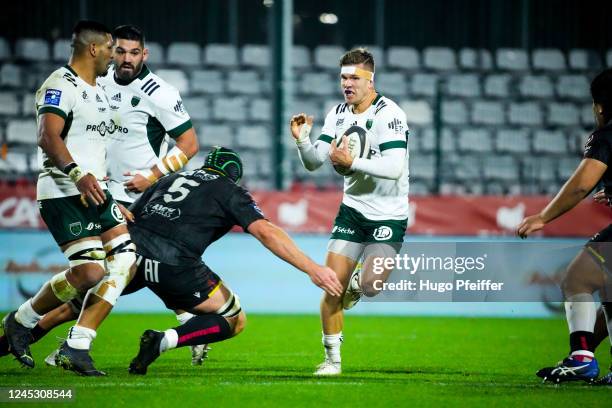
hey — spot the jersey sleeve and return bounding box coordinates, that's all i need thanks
[584,131,612,165]
[318,106,338,145]
[374,104,409,152]
[36,73,77,120]
[225,186,266,232]
[150,85,193,139]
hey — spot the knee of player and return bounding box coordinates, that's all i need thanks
[362,285,381,298]
[68,263,106,291]
[230,311,247,336]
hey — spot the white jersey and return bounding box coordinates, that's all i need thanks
[319,95,409,220]
[35,65,111,200]
[98,65,192,203]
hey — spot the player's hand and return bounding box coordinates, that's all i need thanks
[117,202,135,223]
[124,171,153,193]
[593,189,610,206]
[308,265,344,297]
[75,173,106,207]
[329,135,354,168]
[516,214,546,239]
[289,113,314,140]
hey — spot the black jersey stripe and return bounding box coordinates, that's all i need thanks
[147,84,161,96]
[141,79,155,91]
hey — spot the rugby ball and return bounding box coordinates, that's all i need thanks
[333,125,371,176]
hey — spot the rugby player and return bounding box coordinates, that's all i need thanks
[518,68,612,384]
[289,48,409,375]
[2,21,138,374]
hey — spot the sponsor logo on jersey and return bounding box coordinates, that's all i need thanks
[96,94,103,103]
[387,118,404,134]
[373,226,393,241]
[131,96,141,107]
[173,100,185,113]
[336,118,344,127]
[44,89,62,106]
[111,93,122,102]
[193,291,201,298]
[366,119,373,130]
[110,203,125,223]
[98,107,106,113]
[85,119,129,136]
[144,203,182,220]
[82,91,89,101]
[110,105,120,111]
[85,222,101,230]
[332,226,355,235]
[69,222,82,236]
[251,203,264,216]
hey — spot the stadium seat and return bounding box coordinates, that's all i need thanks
[532,130,568,154]
[198,124,234,147]
[291,99,323,122]
[314,45,344,70]
[236,125,271,149]
[441,100,468,125]
[0,38,10,60]
[249,98,271,121]
[400,100,432,125]
[212,97,247,121]
[517,75,554,98]
[409,154,435,179]
[182,97,210,120]
[567,127,589,153]
[190,69,224,94]
[0,92,19,116]
[375,72,408,97]
[522,157,556,182]
[495,128,530,153]
[386,46,420,70]
[483,155,518,181]
[471,101,505,125]
[547,103,580,127]
[453,154,481,180]
[446,74,480,97]
[299,72,334,96]
[558,157,581,179]
[52,39,71,62]
[411,73,438,97]
[423,47,456,71]
[532,48,566,71]
[204,44,238,67]
[458,48,493,70]
[606,50,612,68]
[508,102,543,126]
[28,154,40,173]
[291,45,311,69]
[568,49,601,71]
[5,151,29,173]
[241,44,270,68]
[145,42,165,65]
[556,75,590,100]
[166,42,201,66]
[15,38,49,61]
[580,104,593,127]
[0,63,22,88]
[421,128,455,152]
[227,70,262,95]
[6,119,37,145]
[155,69,189,94]
[495,48,529,71]
[21,93,35,117]
[457,128,492,153]
[483,74,511,98]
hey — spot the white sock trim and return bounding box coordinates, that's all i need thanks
[322,332,343,363]
[160,329,178,353]
[66,325,97,350]
[565,293,596,333]
[15,299,42,329]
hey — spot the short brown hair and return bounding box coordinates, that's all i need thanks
[339,48,375,72]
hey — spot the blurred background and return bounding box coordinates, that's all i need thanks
[0,0,611,316]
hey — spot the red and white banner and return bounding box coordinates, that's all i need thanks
[0,183,609,237]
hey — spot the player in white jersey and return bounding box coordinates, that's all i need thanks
[2,21,137,376]
[290,48,409,376]
[29,24,205,367]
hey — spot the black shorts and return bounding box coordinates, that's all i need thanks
[585,224,612,273]
[123,254,222,311]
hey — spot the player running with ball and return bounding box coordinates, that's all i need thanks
[290,48,410,376]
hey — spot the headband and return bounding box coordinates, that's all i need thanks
[341,65,374,81]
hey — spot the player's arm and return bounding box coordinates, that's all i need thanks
[247,219,343,296]
[37,86,105,205]
[290,112,333,171]
[517,158,606,238]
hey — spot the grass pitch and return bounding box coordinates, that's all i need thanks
[1,314,611,407]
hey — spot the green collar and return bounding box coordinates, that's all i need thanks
[114,64,150,86]
[64,64,78,77]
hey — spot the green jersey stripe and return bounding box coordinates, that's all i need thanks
[379,140,407,151]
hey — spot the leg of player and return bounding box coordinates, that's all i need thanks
[128,284,244,375]
[596,301,612,385]
[55,224,136,376]
[174,309,209,366]
[2,236,106,368]
[316,249,359,376]
[537,249,606,383]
